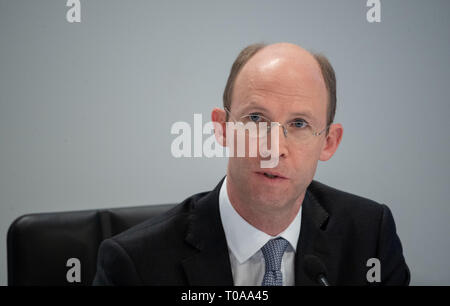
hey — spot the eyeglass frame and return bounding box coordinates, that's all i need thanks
[224,107,330,139]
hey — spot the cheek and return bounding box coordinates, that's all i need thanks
[289,146,321,177]
[228,156,255,177]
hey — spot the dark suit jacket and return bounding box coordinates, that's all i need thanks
[93,177,410,285]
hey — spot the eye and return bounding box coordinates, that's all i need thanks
[291,119,308,128]
[248,113,262,122]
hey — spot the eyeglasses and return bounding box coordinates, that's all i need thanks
[224,107,329,143]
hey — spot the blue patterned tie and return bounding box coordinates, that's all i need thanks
[261,237,289,286]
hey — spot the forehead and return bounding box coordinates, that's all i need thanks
[231,46,328,122]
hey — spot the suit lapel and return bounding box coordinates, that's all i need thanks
[181,177,234,285]
[295,188,331,285]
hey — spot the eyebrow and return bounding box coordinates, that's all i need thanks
[240,103,315,121]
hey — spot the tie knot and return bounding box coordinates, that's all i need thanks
[261,237,289,272]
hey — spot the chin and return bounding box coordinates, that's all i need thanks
[250,186,292,209]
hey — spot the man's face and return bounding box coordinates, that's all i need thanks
[226,44,330,213]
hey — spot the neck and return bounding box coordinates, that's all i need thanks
[225,175,304,236]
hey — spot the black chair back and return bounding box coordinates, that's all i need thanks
[7,204,176,286]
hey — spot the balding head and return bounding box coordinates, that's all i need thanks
[223,42,336,128]
[237,43,324,89]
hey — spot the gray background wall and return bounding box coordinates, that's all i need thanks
[1,0,449,285]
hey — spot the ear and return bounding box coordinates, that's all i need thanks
[211,108,227,146]
[319,123,343,161]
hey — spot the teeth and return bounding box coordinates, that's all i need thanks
[264,172,277,178]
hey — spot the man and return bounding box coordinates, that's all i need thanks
[93,42,410,286]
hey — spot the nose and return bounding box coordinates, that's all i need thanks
[281,125,288,138]
[276,124,288,158]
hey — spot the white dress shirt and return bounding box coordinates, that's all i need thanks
[219,176,302,286]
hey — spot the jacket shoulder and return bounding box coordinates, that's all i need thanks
[111,190,210,246]
[308,180,386,218]
[94,190,213,285]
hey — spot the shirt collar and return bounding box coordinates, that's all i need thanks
[219,176,303,264]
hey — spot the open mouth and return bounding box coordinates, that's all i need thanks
[264,172,279,179]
